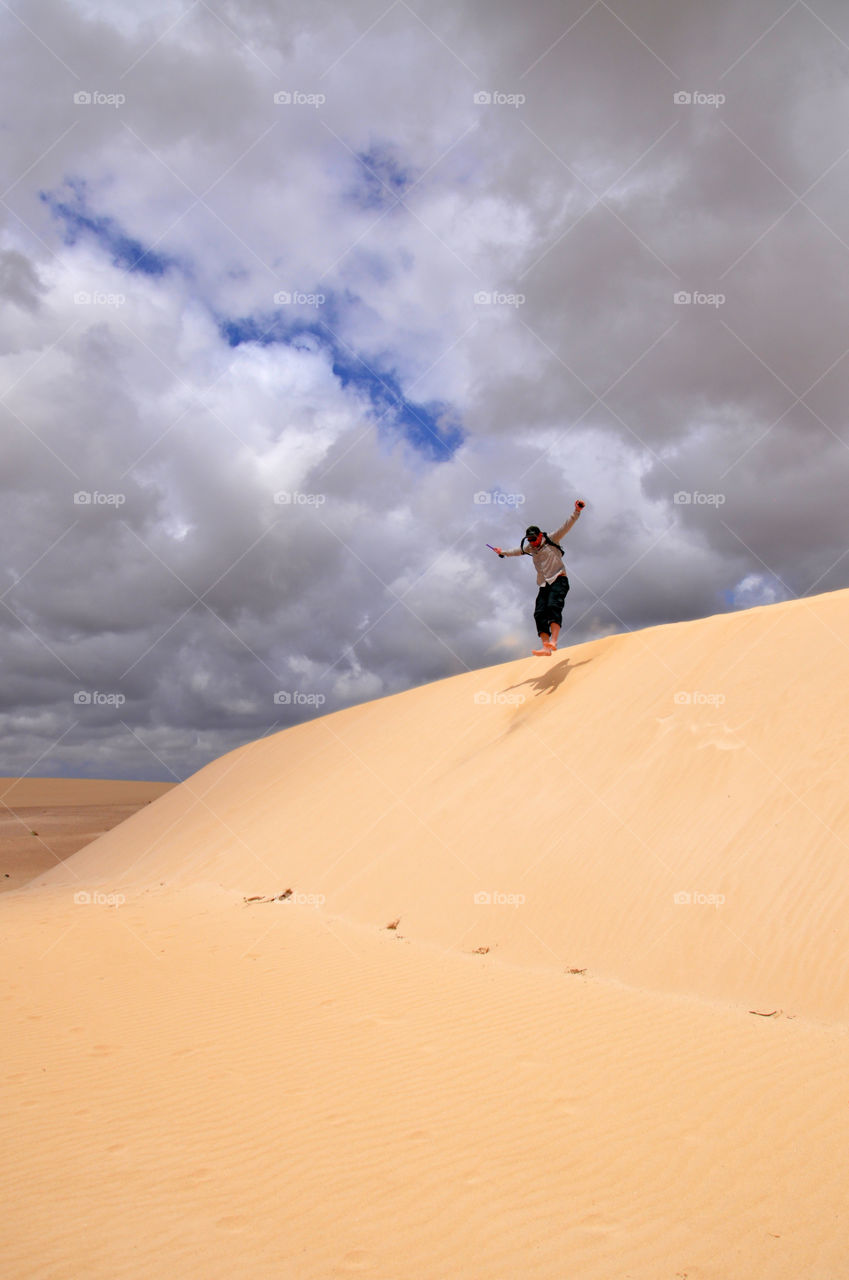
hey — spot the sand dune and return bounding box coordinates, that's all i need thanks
[32,587,849,1024]
[3,590,849,1277]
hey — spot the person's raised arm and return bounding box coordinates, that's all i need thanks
[551,499,585,544]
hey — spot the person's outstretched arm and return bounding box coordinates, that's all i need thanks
[551,500,585,544]
[492,544,524,557]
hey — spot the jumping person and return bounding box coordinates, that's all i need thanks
[492,500,585,656]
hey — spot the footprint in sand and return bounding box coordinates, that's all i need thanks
[656,711,744,751]
[216,1214,249,1232]
[338,1249,378,1272]
[576,1212,619,1235]
[551,1095,580,1117]
[354,1013,404,1027]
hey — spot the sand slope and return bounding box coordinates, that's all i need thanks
[2,888,848,1279]
[32,587,849,1025]
[4,589,849,1278]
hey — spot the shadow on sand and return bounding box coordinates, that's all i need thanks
[501,656,592,700]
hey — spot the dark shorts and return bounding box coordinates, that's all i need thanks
[533,574,570,635]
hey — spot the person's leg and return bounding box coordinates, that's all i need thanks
[532,584,552,655]
[543,576,570,650]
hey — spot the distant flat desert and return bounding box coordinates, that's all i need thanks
[0,778,175,893]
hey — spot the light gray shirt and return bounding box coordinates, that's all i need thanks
[501,508,582,586]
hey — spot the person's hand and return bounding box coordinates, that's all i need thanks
[494,547,504,557]
[575,499,585,510]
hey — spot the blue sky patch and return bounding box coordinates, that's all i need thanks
[221,310,462,461]
[350,143,415,210]
[41,179,178,277]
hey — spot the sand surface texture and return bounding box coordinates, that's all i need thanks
[3,590,849,1278]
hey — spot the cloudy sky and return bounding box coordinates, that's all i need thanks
[2,0,849,780]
